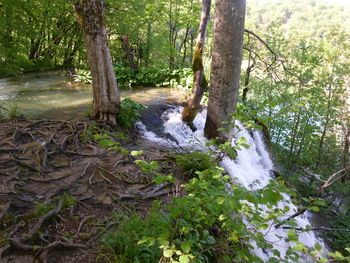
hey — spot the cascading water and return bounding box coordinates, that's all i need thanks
[136,106,326,261]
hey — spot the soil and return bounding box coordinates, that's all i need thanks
[0,117,186,263]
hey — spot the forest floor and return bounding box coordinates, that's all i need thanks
[0,117,186,263]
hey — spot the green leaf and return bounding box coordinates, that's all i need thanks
[314,243,322,251]
[179,255,190,263]
[310,206,320,212]
[287,230,298,241]
[131,150,144,156]
[216,197,226,205]
[181,241,192,253]
[163,249,173,258]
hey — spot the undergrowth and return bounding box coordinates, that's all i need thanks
[73,67,193,90]
[101,151,327,263]
[0,103,24,119]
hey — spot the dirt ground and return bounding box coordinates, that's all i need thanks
[0,118,185,263]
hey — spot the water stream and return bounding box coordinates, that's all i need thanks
[0,71,184,119]
[137,106,326,262]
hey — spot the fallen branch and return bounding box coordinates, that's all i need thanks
[276,167,349,228]
[315,168,348,196]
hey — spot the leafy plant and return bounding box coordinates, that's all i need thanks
[101,213,163,263]
[73,69,92,84]
[93,132,128,155]
[175,151,216,176]
[103,153,325,262]
[117,98,145,129]
[324,214,350,256]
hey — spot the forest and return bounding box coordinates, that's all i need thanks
[0,0,349,262]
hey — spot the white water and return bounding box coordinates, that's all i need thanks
[136,106,326,262]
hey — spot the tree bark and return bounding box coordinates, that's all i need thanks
[74,0,120,124]
[204,0,246,141]
[122,35,137,69]
[182,0,211,128]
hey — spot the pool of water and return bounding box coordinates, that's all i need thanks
[0,71,185,120]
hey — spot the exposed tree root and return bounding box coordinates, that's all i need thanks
[0,118,180,262]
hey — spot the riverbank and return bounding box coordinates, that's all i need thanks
[0,117,186,262]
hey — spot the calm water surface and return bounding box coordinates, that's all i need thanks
[0,71,184,119]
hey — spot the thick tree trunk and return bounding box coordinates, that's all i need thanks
[182,0,211,128]
[204,0,246,141]
[74,0,120,124]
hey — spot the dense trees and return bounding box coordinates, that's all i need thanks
[74,0,120,123]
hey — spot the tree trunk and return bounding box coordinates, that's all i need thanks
[343,127,350,167]
[182,0,211,128]
[204,0,246,141]
[74,0,120,124]
[122,35,137,69]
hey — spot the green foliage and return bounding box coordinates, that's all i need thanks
[73,69,92,84]
[60,194,76,208]
[115,67,193,88]
[117,98,145,129]
[324,214,350,256]
[93,132,128,155]
[80,124,129,155]
[103,153,325,262]
[101,213,163,263]
[0,103,23,119]
[32,202,56,218]
[73,66,193,89]
[175,151,216,175]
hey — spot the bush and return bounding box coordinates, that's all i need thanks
[114,66,193,88]
[324,213,350,256]
[175,151,216,176]
[102,213,163,263]
[117,98,145,129]
[102,152,325,262]
[73,67,193,89]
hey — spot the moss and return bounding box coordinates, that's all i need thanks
[192,41,204,72]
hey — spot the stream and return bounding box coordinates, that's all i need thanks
[0,71,184,120]
[138,107,327,262]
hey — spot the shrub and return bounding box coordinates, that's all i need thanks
[73,67,193,89]
[175,151,216,176]
[101,213,163,263]
[117,98,145,129]
[102,152,325,262]
[324,213,350,256]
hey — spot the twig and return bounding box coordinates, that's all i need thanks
[75,215,96,237]
[0,201,11,221]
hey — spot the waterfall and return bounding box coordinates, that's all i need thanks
[136,106,326,261]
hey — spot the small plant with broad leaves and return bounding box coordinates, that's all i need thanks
[93,132,128,155]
